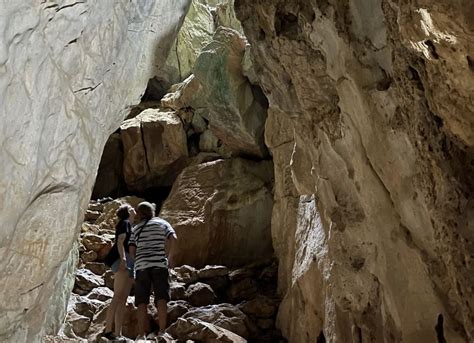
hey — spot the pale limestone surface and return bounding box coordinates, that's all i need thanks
[160,158,274,268]
[168,0,215,82]
[0,1,190,341]
[236,1,474,342]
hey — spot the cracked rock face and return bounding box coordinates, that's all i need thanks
[235,1,473,342]
[0,0,190,341]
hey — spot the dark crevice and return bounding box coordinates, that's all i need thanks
[316,330,326,343]
[274,12,299,39]
[73,82,102,94]
[467,56,474,72]
[65,38,78,46]
[432,113,444,129]
[376,68,392,91]
[20,282,44,295]
[424,40,439,59]
[139,119,151,173]
[175,34,182,80]
[44,3,58,10]
[408,66,425,92]
[317,0,330,16]
[56,1,85,12]
[435,314,447,343]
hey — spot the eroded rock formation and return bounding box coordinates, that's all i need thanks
[0,1,191,341]
[161,158,274,268]
[235,1,474,342]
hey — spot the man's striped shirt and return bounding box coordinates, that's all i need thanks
[129,217,175,271]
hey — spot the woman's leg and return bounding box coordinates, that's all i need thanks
[113,272,134,336]
[105,272,120,333]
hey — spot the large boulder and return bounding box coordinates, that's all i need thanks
[0,1,191,340]
[198,265,229,279]
[182,303,249,338]
[66,294,103,320]
[161,158,274,268]
[81,233,111,253]
[238,295,278,318]
[167,300,192,325]
[65,311,90,338]
[74,269,104,294]
[186,282,217,307]
[121,108,188,191]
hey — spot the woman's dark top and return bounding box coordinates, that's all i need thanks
[115,219,132,253]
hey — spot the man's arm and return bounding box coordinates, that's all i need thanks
[129,244,136,260]
[165,233,178,268]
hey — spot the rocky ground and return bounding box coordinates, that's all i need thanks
[44,197,285,343]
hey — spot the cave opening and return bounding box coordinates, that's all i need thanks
[64,0,281,341]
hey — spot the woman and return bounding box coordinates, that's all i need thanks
[103,204,136,340]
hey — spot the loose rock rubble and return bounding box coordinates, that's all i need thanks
[52,198,285,342]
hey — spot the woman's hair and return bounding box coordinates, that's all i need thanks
[136,202,155,220]
[116,204,132,220]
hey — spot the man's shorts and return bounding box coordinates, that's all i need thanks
[134,267,170,306]
[111,253,134,278]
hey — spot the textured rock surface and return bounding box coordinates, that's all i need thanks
[235,1,474,342]
[167,317,246,343]
[161,27,269,159]
[182,304,249,338]
[193,27,268,158]
[215,0,243,33]
[186,282,217,307]
[161,158,274,268]
[164,0,215,84]
[121,108,188,191]
[0,1,190,341]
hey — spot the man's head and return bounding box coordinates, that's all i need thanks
[136,202,156,221]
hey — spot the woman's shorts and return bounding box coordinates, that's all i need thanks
[111,252,134,278]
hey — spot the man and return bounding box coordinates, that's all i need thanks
[129,201,177,338]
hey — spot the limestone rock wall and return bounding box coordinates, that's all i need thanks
[0,1,190,341]
[235,1,473,342]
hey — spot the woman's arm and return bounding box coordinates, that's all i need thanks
[117,233,127,271]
